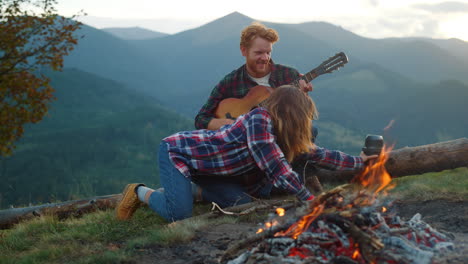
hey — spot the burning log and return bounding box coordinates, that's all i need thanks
[0,194,122,229]
[223,185,455,264]
[223,146,455,264]
[314,138,468,182]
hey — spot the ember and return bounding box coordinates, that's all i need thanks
[276,208,285,217]
[226,145,454,264]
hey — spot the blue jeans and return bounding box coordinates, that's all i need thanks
[148,143,193,221]
[149,143,265,222]
[192,176,254,208]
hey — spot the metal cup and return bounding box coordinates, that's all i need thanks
[362,135,384,155]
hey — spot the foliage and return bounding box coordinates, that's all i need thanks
[0,0,81,156]
[0,68,193,209]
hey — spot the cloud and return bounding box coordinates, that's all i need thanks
[332,10,448,40]
[366,0,379,7]
[412,1,468,14]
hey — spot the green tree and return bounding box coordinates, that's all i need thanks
[0,0,81,156]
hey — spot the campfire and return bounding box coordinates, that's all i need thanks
[224,145,455,264]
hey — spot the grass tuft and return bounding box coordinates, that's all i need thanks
[390,167,468,200]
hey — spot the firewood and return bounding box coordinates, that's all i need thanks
[221,185,352,262]
[348,222,383,262]
[314,138,468,182]
[220,220,294,263]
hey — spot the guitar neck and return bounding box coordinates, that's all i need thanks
[302,68,320,83]
[293,52,348,85]
[292,67,320,86]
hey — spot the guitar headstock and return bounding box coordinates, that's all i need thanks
[315,52,348,75]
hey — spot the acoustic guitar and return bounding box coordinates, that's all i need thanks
[215,52,349,119]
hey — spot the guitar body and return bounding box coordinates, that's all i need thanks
[215,85,272,119]
[214,52,348,120]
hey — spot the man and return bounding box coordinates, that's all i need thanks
[195,21,313,131]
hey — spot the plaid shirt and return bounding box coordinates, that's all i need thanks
[194,62,301,129]
[165,108,364,201]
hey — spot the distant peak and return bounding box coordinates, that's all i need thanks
[225,11,248,18]
[215,11,252,22]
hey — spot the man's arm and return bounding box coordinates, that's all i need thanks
[194,82,226,129]
[195,69,245,130]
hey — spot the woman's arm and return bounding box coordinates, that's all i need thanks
[301,146,366,171]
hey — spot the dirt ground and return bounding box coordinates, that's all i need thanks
[133,199,468,264]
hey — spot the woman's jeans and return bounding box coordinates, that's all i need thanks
[148,143,261,222]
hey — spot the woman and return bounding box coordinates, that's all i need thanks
[116,86,377,222]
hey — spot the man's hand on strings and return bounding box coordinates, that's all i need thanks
[298,78,313,92]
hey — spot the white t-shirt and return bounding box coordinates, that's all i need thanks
[248,73,271,87]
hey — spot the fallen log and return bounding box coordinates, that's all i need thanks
[0,194,293,230]
[313,138,468,183]
[0,194,121,229]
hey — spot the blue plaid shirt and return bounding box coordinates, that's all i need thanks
[164,108,364,201]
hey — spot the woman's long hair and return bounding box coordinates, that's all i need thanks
[263,85,318,162]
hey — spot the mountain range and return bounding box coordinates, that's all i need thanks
[102,27,169,40]
[62,11,468,146]
[1,11,467,208]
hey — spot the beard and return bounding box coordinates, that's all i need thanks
[246,58,270,77]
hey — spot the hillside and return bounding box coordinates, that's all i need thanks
[0,69,193,209]
[288,21,468,84]
[102,27,169,40]
[312,64,468,148]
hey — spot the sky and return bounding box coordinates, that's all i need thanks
[55,0,468,41]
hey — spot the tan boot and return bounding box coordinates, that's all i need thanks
[116,183,145,220]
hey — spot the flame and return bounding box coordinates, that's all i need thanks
[352,249,360,259]
[276,208,285,216]
[275,204,324,239]
[352,144,394,194]
[268,144,395,242]
[382,206,387,213]
[256,219,281,234]
[383,119,395,132]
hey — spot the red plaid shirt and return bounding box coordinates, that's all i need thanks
[164,108,364,201]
